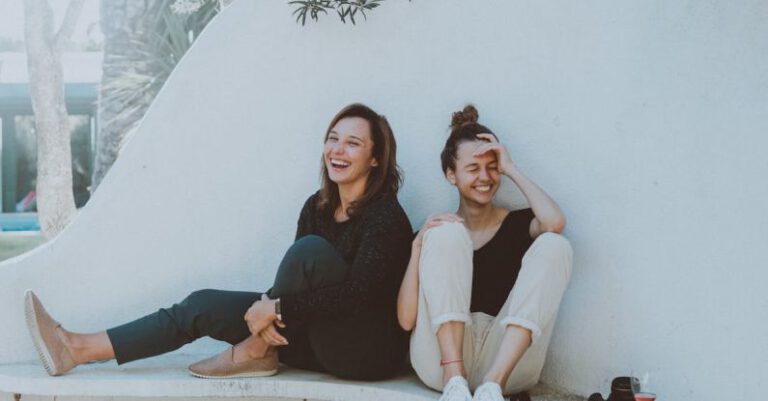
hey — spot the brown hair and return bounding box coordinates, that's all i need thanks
[317,103,403,218]
[440,104,498,173]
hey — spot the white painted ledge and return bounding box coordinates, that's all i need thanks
[0,353,435,400]
[0,354,583,401]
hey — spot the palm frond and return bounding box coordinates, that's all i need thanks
[99,0,221,137]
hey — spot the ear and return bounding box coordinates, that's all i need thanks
[446,169,457,185]
[370,158,379,168]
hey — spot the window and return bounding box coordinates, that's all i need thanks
[9,115,93,213]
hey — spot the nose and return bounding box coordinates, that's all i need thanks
[325,143,344,155]
[328,142,344,155]
[479,167,491,180]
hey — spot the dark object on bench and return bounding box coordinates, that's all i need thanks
[510,390,531,401]
[588,376,640,401]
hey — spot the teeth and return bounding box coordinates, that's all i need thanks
[475,185,491,192]
[330,159,350,168]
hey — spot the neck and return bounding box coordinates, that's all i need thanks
[337,178,368,219]
[457,198,497,231]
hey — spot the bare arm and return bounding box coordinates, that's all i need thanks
[397,213,464,331]
[505,165,566,238]
[474,133,566,238]
[397,243,421,331]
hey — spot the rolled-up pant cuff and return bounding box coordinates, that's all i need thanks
[430,312,472,334]
[498,316,542,345]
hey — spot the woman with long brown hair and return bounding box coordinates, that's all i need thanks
[25,103,413,381]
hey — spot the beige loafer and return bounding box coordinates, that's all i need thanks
[188,346,278,379]
[24,290,76,376]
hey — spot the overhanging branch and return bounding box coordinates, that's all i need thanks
[54,0,86,50]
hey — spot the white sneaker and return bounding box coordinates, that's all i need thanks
[439,376,473,401]
[472,382,505,401]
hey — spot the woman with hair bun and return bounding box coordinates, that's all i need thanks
[397,105,572,401]
[25,103,412,381]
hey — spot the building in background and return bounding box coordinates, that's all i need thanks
[0,52,101,231]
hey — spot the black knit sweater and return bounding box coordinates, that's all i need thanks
[279,191,414,323]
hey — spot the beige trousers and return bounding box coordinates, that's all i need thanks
[409,222,573,394]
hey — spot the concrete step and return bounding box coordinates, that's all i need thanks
[0,353,584,401]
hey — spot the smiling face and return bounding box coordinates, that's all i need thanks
[446,139,500,206]
[323,116,378,188]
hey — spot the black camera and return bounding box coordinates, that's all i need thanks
[588,376,640,401]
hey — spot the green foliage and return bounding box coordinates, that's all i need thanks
[170,0,396,26]
[100,1,220,142]
[289,0,385,25]
[100,0,398,146]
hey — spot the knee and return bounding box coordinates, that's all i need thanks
[422,222,471,252]
[533,232,572,259]
[288,235,335,258]
[280,235,336,269]
[529,232,573,279]
[419,223,473,284]
[274,235,344,297]
[180,289,218,312]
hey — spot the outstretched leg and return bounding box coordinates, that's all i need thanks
[25,234,367,377]
[25,287,262,377]
[26,290,261,375]
[58,290,267,365]
[53,235,349,370]
[105,289,261,365]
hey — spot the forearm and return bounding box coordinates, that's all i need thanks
[397,246,421,331]
[244,298,279,334]
[506,166,565,232]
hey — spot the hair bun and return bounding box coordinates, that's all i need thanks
[450,104,479,130]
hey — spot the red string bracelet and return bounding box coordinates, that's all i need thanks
[440,359,463,366]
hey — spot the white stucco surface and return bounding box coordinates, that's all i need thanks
[0,353,438,400]
[0,1,765,400]
[0,353,582,401]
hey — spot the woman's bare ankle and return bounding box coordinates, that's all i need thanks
[56,328,85,365]
[442,363,466,385]
[232,336,269,362]
[246,344,269,359]
[58,329,115,364]
[481,371,507,387]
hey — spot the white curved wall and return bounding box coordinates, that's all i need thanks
[1,1,766,400]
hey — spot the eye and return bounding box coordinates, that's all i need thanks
[488,165,498,171]
[326,136,338,143]
[348,141,361,147]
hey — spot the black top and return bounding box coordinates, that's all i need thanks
[470,208,535,316]
[280,191,414,323]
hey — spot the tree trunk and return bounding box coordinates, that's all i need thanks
[23,0,84,239]
[91,0,165,192]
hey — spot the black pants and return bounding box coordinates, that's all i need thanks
[106,235,406,380]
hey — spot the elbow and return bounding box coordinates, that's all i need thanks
[398,315,415,332]
[544,216,566,234]
[397,305,416,331]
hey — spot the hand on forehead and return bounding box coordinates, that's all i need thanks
[457,139,497,164]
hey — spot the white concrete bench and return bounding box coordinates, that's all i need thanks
[0,354,582,401]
